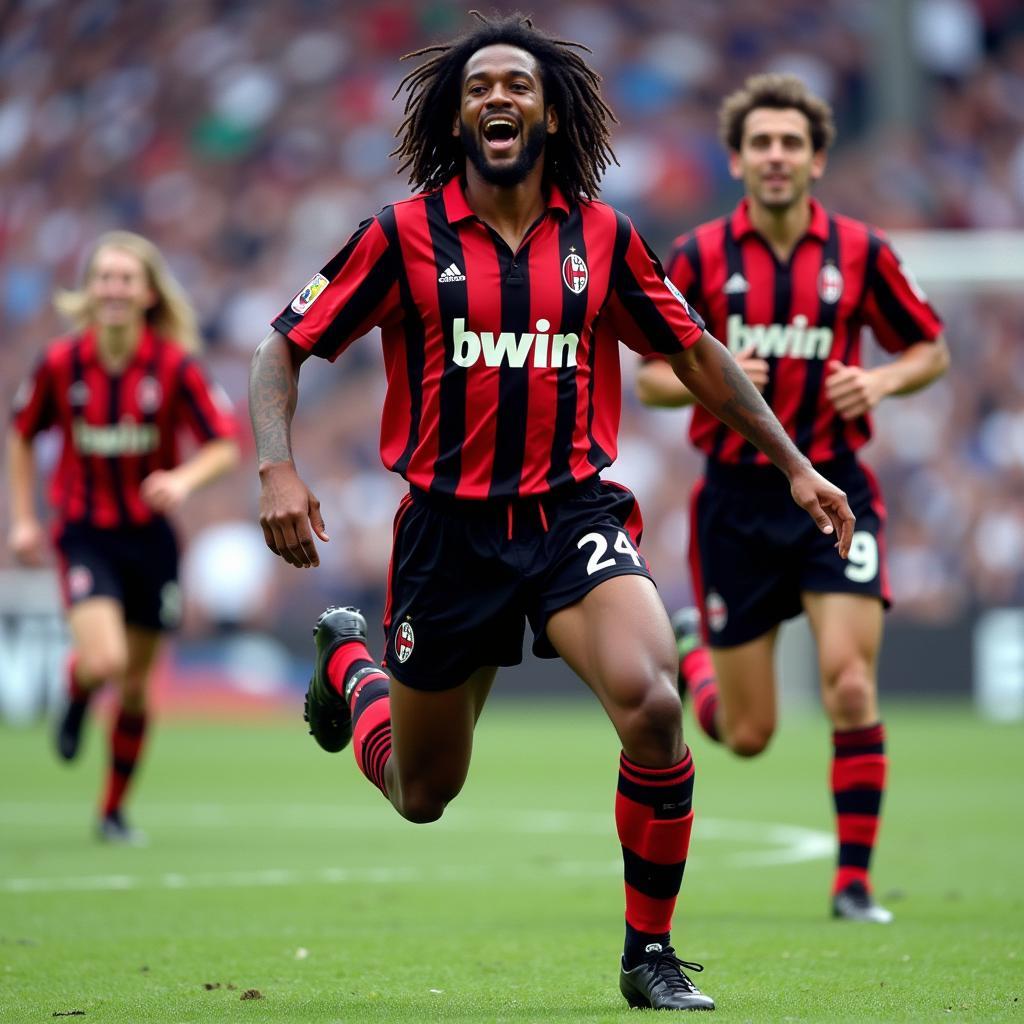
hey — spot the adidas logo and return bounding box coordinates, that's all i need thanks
[438,263,466,283]
[723,272,749,295]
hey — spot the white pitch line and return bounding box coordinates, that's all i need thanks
[0,810,833,895]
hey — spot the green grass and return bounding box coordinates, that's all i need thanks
[1,701,1021,1022]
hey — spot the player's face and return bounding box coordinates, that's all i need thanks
[730,107,826,211]
[455,43,558,187]
[87,246,156,329]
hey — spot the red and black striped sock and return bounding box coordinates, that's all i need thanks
[327,643,392,797]
[831,722,887,894]
[680,647,720,742]
[102,707,148,817]
[616,749,696,969]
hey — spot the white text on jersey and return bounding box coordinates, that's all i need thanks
[452,318,580,368]
[726,314,834,360]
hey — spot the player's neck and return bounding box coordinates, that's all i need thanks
[95,322,143,373]
[747,196,812,262]
[462,162,547,253]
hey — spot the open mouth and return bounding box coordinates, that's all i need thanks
[482,117,519,151]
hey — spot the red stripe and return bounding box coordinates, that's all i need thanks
[453,226,502,497]
[832,753,887,791]
[620,749,693,783]
[833,722,886,749]
[379,282,414,472]
[619,811,694,866]
[836,812,881,846]
[623,883,677,934]
[397,201,444,490]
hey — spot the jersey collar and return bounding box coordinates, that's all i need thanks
[730,196,829,243]
[440,176,571,224]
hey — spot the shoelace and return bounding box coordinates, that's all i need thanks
[647,948,704,993]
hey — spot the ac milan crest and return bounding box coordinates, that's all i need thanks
[817,262,843,304]
[705,590,728,633]
[137,375,162,413]
[67,565,94,601]
[562,252,588,295]
[395,620,415,663]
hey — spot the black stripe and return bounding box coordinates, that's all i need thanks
[621,846,686,899]
[71,342,92,524]
[106,370,132,527]
[617,775,694,817]
[116,714,147,737]
[833,742,884,758]
[837,842,873,869]
[112,756,139,777]
[489,232,532,497]
[352,676,390,719]
[378,206,424,478]
[739,240,790,464]
[548,208,587,488]
[834,789,883,816]
[426,191,468,494]
[793,218,840,454]
[709,227,748,459]
[310,222,398,361]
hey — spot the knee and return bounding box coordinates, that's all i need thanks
[726,722,773,758]
[618,672,683,760]
[77,648,128,685]
[828,662,874,722]
[395,779,461,825]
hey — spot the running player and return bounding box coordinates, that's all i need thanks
[7,231,238,844]
[249,17,855,1010]
[636,74,949,923]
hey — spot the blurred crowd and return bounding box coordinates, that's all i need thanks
[1,0,1022,649]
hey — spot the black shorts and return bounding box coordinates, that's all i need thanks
[55,518,181,632]
[689,455,889,648]
[380,478,654,691]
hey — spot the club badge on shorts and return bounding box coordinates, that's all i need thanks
[395,620,415,663]
[705,590,728,633]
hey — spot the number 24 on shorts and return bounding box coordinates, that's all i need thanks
[578,530,642,575]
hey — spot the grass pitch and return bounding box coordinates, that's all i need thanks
[1,699,1021,1022]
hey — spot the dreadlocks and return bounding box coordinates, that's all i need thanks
[391,10,617,200]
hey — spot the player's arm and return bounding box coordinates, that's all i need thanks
[140,438,240,514]
[825,337,950,421]
[6,430,47,566]
[667,332,855,558]
[636,346,769,408]
[248,328,328,569]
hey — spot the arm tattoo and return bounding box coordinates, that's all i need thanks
[249,334,299,466]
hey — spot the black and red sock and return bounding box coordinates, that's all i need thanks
[327,643,392,797]
[831,722,887,894]
[680,647,721,742]
[616,749,695,969]
[102,707,147,817]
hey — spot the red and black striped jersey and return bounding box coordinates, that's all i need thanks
[272,177,705,500]
[665,198,943,465]
[11,328,235,529]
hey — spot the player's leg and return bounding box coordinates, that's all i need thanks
[709,630,780,757]
[680,471,794,754]
[57,597,128,761]
[803,591,891,922]
[305,605,496,823]
[97,625,161,844]
[546,575,713,1011]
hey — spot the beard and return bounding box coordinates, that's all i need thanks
[461,119,548,187]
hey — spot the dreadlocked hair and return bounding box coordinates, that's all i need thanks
[391,10,618,200]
